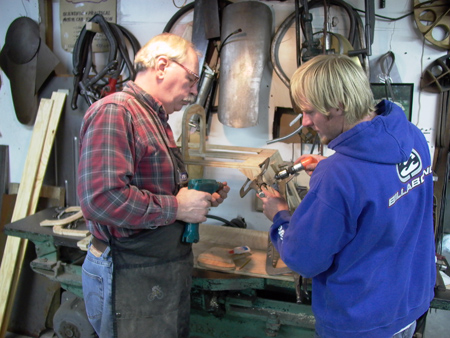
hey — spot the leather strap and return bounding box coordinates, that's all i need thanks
[91,236,108,254]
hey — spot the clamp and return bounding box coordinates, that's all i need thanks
[239,157,270,198]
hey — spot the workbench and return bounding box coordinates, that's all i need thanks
[4,207,316,338]
[7,206,450,337]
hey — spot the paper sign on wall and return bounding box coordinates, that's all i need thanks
[60,0,117,53]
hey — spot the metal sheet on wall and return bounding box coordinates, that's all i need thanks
[218,1,272,128]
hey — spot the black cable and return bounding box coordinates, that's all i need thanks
[353,8,414,22]
[206,214,234,227]
[163,2,195,33]
[71,14,140,110]
[206,214,247,228]
[217,28,243,58]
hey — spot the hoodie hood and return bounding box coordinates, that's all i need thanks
[328,100,413,164]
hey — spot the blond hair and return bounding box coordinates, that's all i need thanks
[290,54,375,125]
[134,33,199,73]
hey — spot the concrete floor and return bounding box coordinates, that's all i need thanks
[5,311,450,338]
[424,308,449,338]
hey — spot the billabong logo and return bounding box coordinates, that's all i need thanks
[278,226,285,241]
[397,149,422,183]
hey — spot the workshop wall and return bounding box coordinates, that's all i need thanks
[0,0,447,231]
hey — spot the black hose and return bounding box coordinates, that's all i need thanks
[206,215,247,228]
[271,11,295,87]
[163,2,195,33]
[71,14,140,109]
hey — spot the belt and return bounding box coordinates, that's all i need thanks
[91,236,108,254]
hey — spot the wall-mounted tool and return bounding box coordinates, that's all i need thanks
[240,157,270,198]
[414,0,450,50]
[421,54,450,93]
[275,156,317,180]
[271,0,370,88]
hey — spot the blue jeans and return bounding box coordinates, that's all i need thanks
[314,321,416,338]
[82,244,114,338]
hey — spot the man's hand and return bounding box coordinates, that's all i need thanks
[257,186,289,222]
[211,182,230,207]
[176,187,212,223]
[295,154,326,176]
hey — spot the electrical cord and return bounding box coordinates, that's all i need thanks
[163,2,195,33]
[206,215,247,228]
[354,8,414,22]
[71,14,140,109]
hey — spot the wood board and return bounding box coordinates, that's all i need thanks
[193,223,293,282]
[180,104,301,209]
[0,92,66,337]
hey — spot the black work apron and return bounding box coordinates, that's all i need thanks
[110,88,192,337]
[111,221,193,337]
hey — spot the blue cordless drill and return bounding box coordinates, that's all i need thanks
[181,179,223,243]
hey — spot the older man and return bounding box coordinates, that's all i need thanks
[78,33,230,337]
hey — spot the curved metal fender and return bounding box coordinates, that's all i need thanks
[218,1,273,128]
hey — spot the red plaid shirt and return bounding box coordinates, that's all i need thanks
[77,82,180,241]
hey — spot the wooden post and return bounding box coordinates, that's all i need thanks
[0,92,66,337]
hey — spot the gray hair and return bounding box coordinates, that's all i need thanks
[134,32,199,73]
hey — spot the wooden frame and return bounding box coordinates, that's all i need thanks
[180,104,302,210]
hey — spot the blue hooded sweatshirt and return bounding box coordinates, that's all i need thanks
[270,100,435,338]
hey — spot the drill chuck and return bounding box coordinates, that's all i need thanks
[274,156,317,180]
[275,163,305,180]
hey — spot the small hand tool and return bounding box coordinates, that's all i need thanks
[265,237,291,276]
[274,156,317,180]
[240,157,270,198]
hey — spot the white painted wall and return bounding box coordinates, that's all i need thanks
[0,0,39,189]
[0,0,446,231]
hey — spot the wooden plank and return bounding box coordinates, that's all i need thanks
[188,143,269,154]
[30,92,67,210]
[0,146,9,236]
[193,224,292,281]
[77,235,91,251]
[0,195,16,271]
[9,183,65,207]
[53,225,90,238]
[0,98,52,336]
[12,99,54,220]
[0,92,66,337]
[180,103,301,210]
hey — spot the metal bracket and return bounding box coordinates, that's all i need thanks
[265,237,291,276]
[240,157,270,198]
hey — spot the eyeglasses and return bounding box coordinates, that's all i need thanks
[170,59,200,87]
